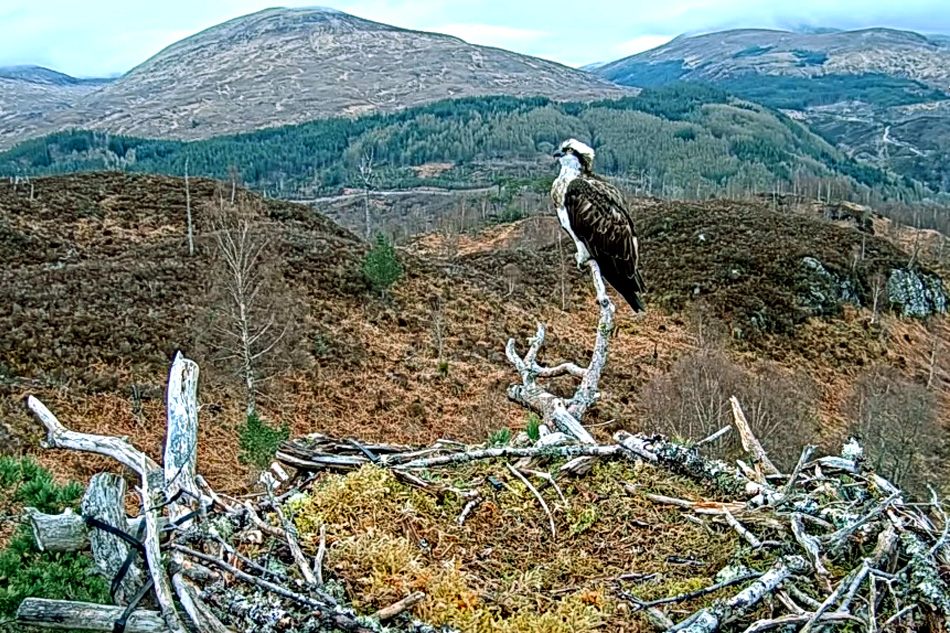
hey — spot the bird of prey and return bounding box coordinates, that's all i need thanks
[551,138,646,312]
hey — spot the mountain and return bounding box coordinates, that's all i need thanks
[0,7,627,151]
[592,28,950,192]
[0,66,112,157]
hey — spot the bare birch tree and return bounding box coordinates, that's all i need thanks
[358,151,375,240]
[208,199,289,416]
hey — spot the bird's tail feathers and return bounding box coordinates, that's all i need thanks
[602,266,646,313]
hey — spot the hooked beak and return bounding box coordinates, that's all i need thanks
[553,150,564,159]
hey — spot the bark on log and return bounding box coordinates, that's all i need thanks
[82,473,145,604]
[16,598,167,632]
[614,431,752,498]
[24,510,164,553]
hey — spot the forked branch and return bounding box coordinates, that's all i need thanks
[505,260,615,444]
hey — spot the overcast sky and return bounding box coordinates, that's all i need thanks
[1,0,949,77]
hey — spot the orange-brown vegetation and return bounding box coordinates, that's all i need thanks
[2,172,949,497]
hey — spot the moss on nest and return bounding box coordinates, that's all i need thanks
[287,460,745,632]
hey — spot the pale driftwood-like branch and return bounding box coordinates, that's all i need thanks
[799,561,871,633]
[262,473,318,585]
[314,523,327,586]
[141,458,188,633]
[729,396,780,478]
[374,591,426,621]
[791,514,829,577]
[16,598,167,632]
[82,473,145,604]
[623,572,764,612]
[569,260,615,422]
[741,612,864,633]
[164,352,200,519]
[26,395,160,477]
[675,556,810,633]
[783,445,815,496]
[723,510,763,548]
[398,444,620,469]
[505,260,616,445]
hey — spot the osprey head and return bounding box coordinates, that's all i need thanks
[553,138,595,172]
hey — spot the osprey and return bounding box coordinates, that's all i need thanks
[551,138,646,312]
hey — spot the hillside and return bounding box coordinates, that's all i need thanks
[0,67,110,160]
[593,28,950,192]
[0,7,627,151]
[1,172,948,499]
[0,89,917,240]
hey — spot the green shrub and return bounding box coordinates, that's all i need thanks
[362,234,402,295]
[526,413,541,442]
[486,427,511,447]
[239,413,290,470]
[0,457,109,625]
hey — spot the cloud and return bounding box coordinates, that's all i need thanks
[424,23,550,48]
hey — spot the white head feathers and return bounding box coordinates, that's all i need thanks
[556,138,595,162]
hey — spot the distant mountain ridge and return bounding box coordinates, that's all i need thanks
[592,27,950,192]
[0,65,111,86]
[0,6,628,151]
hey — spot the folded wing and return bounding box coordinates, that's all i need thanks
[564,176,646,312]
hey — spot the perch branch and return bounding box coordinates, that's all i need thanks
[504,260,617,445]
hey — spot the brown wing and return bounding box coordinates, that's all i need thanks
[564,176,646,311]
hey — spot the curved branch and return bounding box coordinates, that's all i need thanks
[27,395,160,477]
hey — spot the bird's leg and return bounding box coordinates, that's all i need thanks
[573,241,592,269]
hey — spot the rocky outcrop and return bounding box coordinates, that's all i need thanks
[887,268,948,317]
[798,257,861,315]
[798,257,947,319]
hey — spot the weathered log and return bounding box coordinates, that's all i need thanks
[24,509,166,553]
[26,393,188,631]
[614,431,753,498]
[82,473,145,603]
[16,598,167,632]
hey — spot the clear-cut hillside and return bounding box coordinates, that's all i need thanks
[592,28,950,192]
[596,28,950,87]
[0,7,628,151]
[0,67,110,153]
